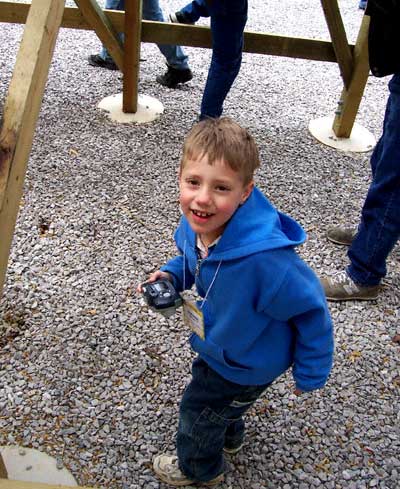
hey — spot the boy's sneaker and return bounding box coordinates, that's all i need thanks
[169,11,195,25]
[223,442,244,455]
[88,54,118,71]
[153,454,224,486]
[320,271,379,301]
[156,66,193,88]
[326,226,357,246]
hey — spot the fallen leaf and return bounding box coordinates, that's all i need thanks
[348,350,362,362]
[392,334,400,344]
[85,309,98,315]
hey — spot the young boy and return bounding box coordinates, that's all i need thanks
[139,118,334,486]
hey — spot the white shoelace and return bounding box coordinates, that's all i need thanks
[165,456,181,474]
[330,271,360,293]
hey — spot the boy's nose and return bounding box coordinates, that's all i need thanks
[196,187,212,205]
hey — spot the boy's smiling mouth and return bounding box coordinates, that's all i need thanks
[191,209,214,220]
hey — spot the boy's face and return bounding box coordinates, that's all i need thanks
[179,154,253,246]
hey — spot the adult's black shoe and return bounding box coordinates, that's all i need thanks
[169,11,195,25]
[156,66,193,89]
[88,54,118,71]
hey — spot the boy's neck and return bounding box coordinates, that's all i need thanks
[199,233,221,249]
[197,234,221,258]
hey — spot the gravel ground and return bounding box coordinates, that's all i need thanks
[1,1,399,488]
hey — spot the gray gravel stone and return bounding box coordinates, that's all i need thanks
[1,0,399,488]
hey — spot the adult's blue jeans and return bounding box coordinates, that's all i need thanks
[347,73,400,286]
[179,0,210,22]
[200,0,248,119]
[100,0,190,70]
[177,357,269,482]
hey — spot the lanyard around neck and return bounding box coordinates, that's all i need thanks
[182,239,222,308]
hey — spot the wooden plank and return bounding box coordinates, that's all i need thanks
[0,479,94,489]
[320,0,353,88]
[0,1,89,29]
[0,3,345,62]
[0,455,7,479]
[242,29,340,61]
[332,15,370,138]
[0,0,65,296]
[74,0,124,70]
[123,0,142,113]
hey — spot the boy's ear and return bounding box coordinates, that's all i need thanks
[241,181,254,204]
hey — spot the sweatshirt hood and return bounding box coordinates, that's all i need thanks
[176,187,306,260]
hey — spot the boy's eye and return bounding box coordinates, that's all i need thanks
[186,178,199,186]
[216,185,230,192]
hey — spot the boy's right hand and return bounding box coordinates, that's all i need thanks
[136,271,172,293]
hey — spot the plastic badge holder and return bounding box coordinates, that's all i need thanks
[142,279,183,318]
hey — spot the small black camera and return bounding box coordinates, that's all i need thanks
[142,279,183,317]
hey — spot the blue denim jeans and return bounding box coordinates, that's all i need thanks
[200,0,248,119]
[347,73,400,286]
[180,0,210,23]
[100,0,190,70]
[177,357,270,482]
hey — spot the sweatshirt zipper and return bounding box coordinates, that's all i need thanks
[195,257,203,277]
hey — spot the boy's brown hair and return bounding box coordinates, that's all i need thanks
[180,117,260,185]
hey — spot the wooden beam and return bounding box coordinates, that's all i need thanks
[0,1,89,29]
[0,479,94,489]
[0,0,65,296]
[74,0,124,70]
[332,15,370,138]
[0,3,345,62]
[123,0,142,113]
[0,455,7,479]
[320,0,353,88]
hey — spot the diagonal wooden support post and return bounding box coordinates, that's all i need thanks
[0,0,65,297]
[123,0,142,113]
[74,0,124,70]
[332,14,370,138]
[320,0,353,88]
[0,454,7,479]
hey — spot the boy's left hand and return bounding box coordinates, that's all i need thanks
[136,270,172,294]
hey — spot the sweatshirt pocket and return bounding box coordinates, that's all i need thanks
[190,334,250,372]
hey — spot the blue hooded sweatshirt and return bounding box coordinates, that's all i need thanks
[162,187,334,392]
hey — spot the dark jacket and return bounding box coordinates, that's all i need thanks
[366,0,400,76]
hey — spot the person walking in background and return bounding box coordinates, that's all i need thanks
[359,1,367,10]
[170,0,248,119]
[169,0,210,25]
[320,0,400,301]
[88,0,193,88]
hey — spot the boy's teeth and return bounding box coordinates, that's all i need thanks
[193,210,210,217]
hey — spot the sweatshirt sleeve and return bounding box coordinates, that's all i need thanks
[161,254,195,292]
[160,219,195,292]
[264,257,334,392]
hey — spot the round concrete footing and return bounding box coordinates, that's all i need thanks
[309,116,376,152]
[98,93,164,123]
[0,445,77,485]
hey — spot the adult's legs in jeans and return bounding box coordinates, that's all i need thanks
[143,0,190,70]
[347,73,400,286]
[177,357,268,482]
[200,0,248,119]
[100,0,189,70]
[180,0,210,23]
[100,0,124,62]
